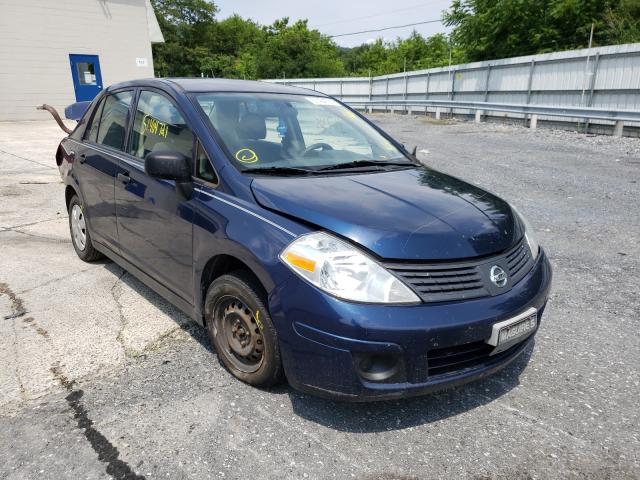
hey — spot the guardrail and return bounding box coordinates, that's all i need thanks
[346,99,640,136]
[266,43,640,136]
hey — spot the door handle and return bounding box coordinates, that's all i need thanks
[117,172,131,184]
[78,153,86,164]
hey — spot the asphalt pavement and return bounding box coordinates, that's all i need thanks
[0,115,638,479]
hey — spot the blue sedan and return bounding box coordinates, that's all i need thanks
[55,78,552,400]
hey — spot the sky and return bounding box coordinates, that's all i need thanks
[214,0,454,48]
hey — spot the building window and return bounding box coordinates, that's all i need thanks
[76,62,97,85]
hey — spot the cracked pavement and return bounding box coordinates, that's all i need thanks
[0,117,639,479]
[0,121,191,409]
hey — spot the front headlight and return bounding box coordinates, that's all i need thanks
[512,206,539,261]
[280,231,420,304]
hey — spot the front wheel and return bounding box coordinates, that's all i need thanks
[68,195,103,262]
[204,272,283,387]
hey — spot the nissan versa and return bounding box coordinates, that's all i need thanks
[53,78,552,400]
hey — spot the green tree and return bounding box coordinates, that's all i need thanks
[341,40,390,76]
[255,18,345,78]
[151,0,219,76]
[340,33,462,76]
[443,0,640,62]
[206,15,264,78]
[149,0,640,80]
[603,0,640,44]
[211,15,264,60]
[390,32,464,71]
[152,0,216,24]
[150,3,346,79]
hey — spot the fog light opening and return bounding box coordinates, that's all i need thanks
[355,353,400,382]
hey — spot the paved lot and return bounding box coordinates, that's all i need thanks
[1,116,639,480]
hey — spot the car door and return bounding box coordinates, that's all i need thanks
[115,89,195,302]
[75,90,134,251]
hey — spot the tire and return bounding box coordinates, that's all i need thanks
[68,195,103,262]
[204,271,283,387]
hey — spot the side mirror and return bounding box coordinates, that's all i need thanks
[144,151,190,182]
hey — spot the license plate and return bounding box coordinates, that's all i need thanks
[486,307,537,355]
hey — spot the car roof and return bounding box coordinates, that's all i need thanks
[106,78,326,96]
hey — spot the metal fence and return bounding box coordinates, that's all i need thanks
[265,43,640,131]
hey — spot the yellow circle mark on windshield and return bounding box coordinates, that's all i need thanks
[235,148,258,163]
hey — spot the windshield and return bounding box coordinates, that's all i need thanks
[194,92,409,172]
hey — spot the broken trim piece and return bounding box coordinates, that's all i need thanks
[37,104,73,134]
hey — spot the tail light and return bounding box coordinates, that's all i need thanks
[56,143,63,166]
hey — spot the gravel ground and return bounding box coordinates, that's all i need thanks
[0,116,639,480]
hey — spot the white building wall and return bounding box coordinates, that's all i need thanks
[0,0,163,121]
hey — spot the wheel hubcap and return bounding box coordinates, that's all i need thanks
[71,204,87,251]
[213,297,264,373]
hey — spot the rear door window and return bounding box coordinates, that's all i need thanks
[95,91,133,150]
[128,90,194,163]
[84,97,105,143]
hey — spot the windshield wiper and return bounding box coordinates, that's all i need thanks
[242,166,315,176]
[316,159,416,172]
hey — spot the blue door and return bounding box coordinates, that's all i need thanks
[69,54,103,102]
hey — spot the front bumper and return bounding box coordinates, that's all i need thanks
[269,249,552,401]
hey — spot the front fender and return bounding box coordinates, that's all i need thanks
[192,186,309,323]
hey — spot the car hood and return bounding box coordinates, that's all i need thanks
[250,167,523,261]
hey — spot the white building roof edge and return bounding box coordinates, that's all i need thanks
[145,0,165,44]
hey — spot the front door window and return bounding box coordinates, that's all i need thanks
[128,90,194,164]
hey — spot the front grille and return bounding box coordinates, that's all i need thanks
[427,340,521,377]
[506,238,532,284]
[384,237,535,303]
[386,262,488,301]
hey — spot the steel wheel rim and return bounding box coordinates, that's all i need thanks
[213,295,264,373]
[71,204,87,251]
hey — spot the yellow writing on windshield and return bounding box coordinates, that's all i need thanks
[142,114,169,138]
